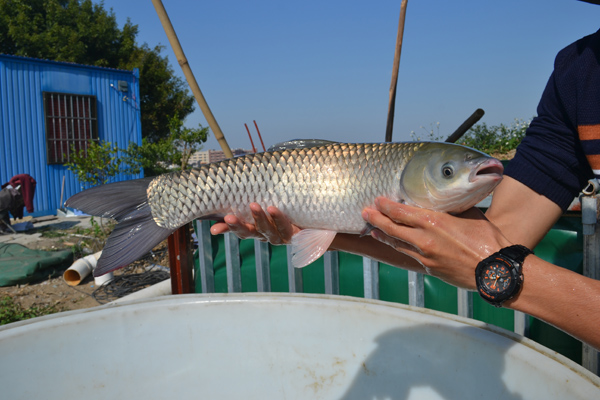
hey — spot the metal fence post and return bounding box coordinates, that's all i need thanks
[363,257,379,299]
[408,271,424,307]
[287,246,304,292]
[194,220,215,293]
[457,288,473,319]
[224,232,242,292]
[255,240,271,292]
[324,251,340,295]
[581,194,600,375]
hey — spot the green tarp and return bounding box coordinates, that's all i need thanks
[0,243,73,286]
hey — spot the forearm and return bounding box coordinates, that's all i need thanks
[505,255,600,350]
[486,176,563,248]
[330,233,426,273]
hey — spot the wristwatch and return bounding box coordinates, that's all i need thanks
[475,244,533,307]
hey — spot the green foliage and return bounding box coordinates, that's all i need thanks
[123,115,209,176]
[0,0,135,67]
[71,216,114,255]
[0,0,195,143]
[0,296,62,325]
[169,114,209,170]
[65,141,138,186]
[458,118,530,154]
[411,119,531,155]
[124,139,173,177]
[410,122,444,142]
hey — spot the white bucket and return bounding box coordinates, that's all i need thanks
[0,293,598,399]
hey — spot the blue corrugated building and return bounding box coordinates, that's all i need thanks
[0,54,143,217]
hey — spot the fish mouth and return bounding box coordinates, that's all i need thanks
[470,158,504,183]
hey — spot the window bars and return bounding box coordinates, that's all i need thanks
[43,92,98,164]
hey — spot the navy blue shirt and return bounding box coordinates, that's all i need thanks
[505,29,600,211]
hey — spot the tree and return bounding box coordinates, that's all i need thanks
[0,0,195,143]
[123,44,195,143]
[169,114,209,170]
[65,141,137,187]
[123,115,209,177]
[0,0,136,68]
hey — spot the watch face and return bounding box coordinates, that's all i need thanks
[482,263,513,293]
[477,258,519,303]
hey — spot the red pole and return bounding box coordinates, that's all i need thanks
[168,224,194,294]
[245,123,257,153]
[253,120,266,151]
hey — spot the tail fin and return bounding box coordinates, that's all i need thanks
[66,178,175,277]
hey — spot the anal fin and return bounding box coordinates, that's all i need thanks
[290,229,337,268]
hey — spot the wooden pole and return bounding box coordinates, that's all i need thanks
[445,108,485,143]
[152,0,233,158]
[385,0,409,143]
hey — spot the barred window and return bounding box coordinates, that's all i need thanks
[43,92,98,164]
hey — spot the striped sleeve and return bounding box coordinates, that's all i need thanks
[579,125,600,178]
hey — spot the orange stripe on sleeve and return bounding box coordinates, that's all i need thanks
[578,125,600,141]
[586,154,600,170]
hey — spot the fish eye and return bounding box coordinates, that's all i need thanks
[442,164,454,178]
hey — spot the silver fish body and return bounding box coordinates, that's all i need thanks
[66,142,503,276]
[150,142,415,233]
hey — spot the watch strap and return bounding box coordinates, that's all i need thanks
[498,244,533,268]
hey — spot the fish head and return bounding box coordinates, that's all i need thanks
[400,142,504,213]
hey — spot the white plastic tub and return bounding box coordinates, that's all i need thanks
[0,293,598,399]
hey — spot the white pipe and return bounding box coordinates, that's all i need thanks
[110,279,172,304]
[63,251,102,286]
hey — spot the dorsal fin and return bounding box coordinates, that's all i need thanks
[267,139,338,152]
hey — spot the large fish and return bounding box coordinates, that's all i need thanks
[66,141,503,276]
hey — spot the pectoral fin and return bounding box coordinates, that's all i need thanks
[290,229,337,268]
[360,223,376,237]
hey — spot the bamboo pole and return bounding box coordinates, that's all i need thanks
[385,0,409,143]
[151,0,233,158]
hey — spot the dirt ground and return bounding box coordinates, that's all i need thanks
[0,216,171,315]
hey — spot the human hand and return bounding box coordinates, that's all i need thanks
[210,203,300,245]
[362,197,513,290]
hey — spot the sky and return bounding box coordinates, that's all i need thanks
[98,0,600,151]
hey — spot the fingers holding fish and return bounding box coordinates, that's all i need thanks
[361,202,426,260]
[369,227,423,259]
[254,205,298,245]
[211,203,300,244]
[210,214,265,240]
[371,197,432,229]
[363,197,515,290]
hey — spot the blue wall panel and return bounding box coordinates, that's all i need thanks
[0,55,143,217]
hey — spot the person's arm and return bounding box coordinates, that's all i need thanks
[504,255,600,349]
[363,195,600,349]
[485,176,563,248]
